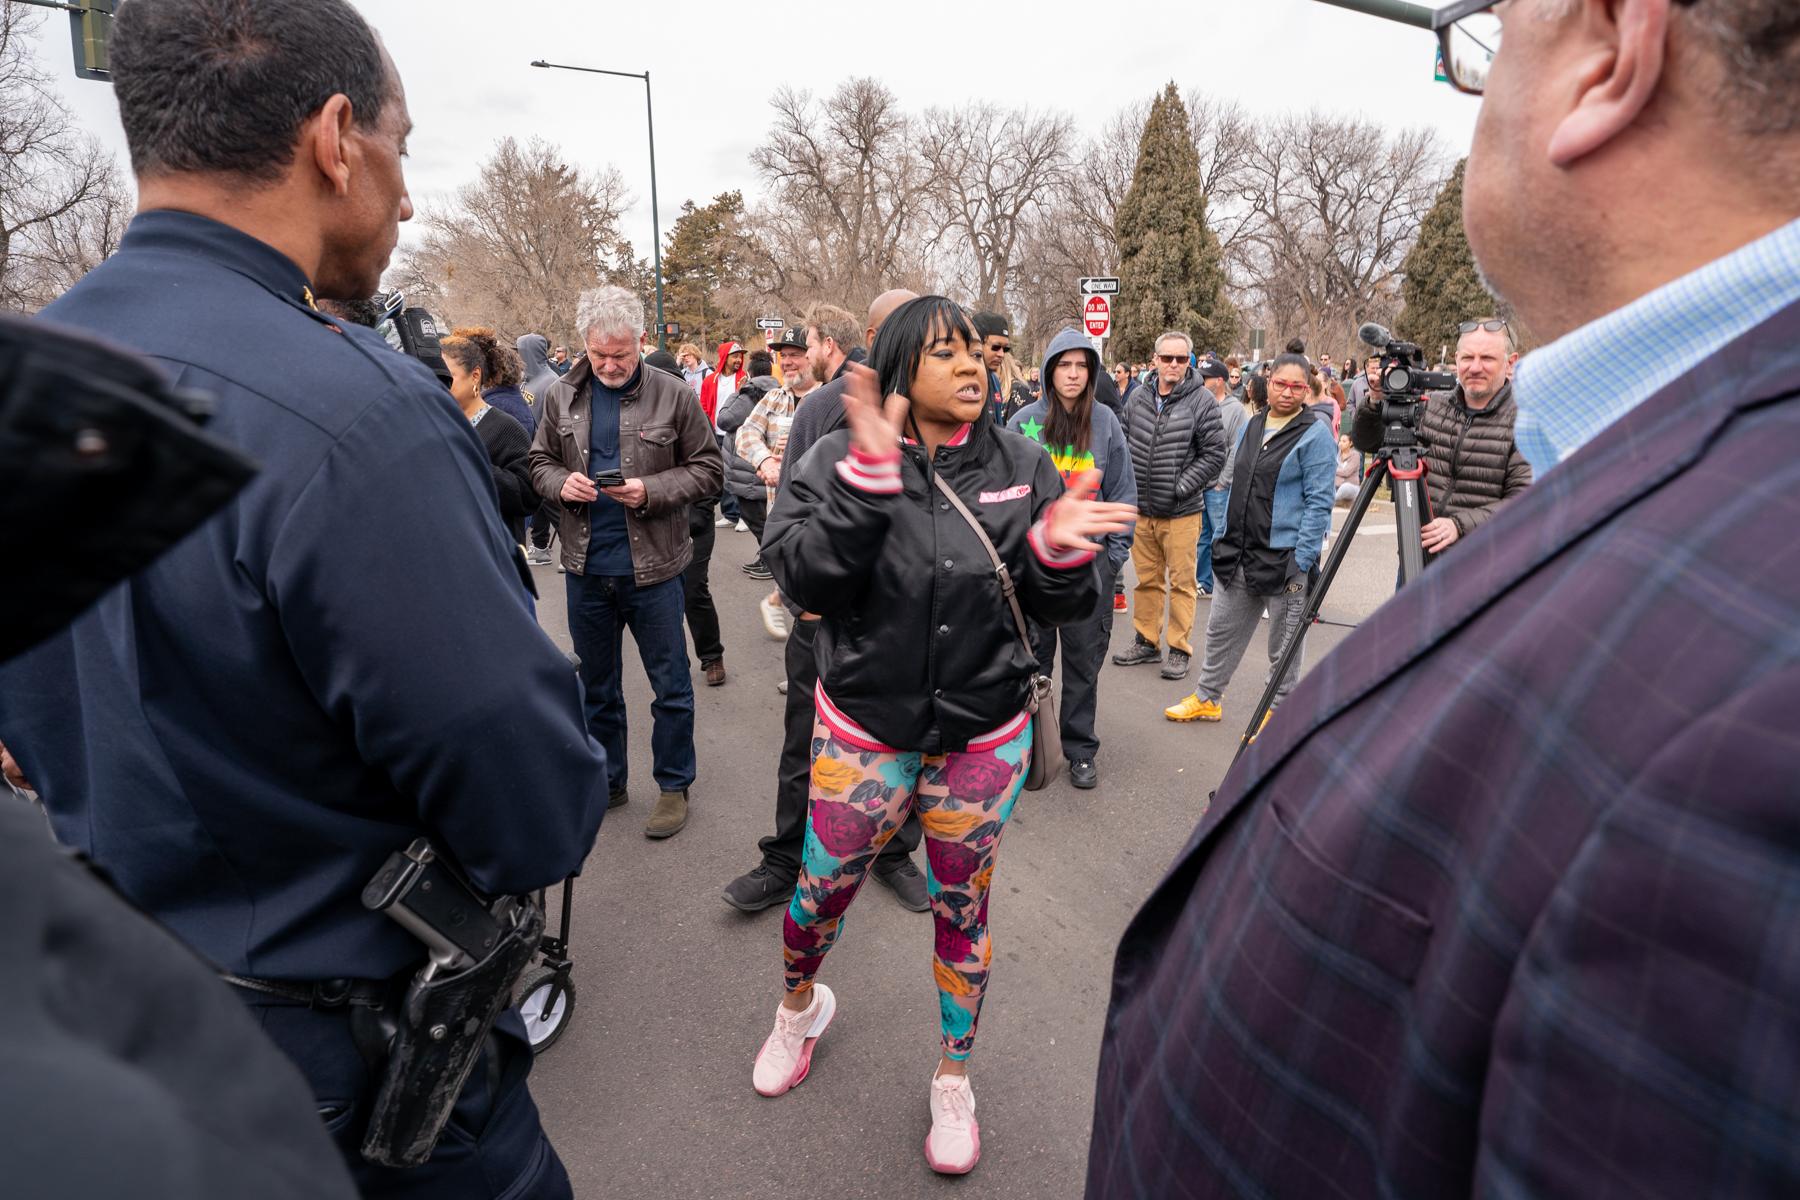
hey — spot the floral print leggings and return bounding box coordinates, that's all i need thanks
[783,721,1031,1060]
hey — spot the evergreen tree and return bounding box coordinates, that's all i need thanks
[660,191,761,349]
[1112,83,1236,361]
[1395,159,1500,360]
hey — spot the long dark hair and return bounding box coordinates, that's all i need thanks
[869,296,985,439]
[1245,373,1269,413]
[1042,343,1095,458]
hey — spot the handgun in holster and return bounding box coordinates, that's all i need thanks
[356,839,543,1168]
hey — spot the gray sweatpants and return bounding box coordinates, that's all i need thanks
[1193,571,1311,708]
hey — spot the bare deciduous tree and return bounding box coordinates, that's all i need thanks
[0,3,128,311]
[745,79,937,310]
[1235,112,1448,355]
[392,137,638,342]
[917,103,1075,311]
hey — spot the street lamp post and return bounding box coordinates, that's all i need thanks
[1308,0,1435,26]
[530,59,667,350]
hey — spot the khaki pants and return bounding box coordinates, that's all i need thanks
[1130,512,1205,654]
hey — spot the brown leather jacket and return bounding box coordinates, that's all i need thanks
[528,357,724,584]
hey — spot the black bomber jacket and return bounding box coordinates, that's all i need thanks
[763,414,1097,754]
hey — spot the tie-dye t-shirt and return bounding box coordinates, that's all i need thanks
[1014,413,1098,484]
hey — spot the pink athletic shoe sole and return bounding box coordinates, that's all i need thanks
[924,1122,981,1175]
[752,986,836,1098]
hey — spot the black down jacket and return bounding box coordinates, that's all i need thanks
[1121,368,1227,518]
[1349,380,1533,539]
[718,374,779,501]
[763,413,1098,754]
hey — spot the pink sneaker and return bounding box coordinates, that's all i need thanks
[924,1067,980,1174]
[752,984,836,1097]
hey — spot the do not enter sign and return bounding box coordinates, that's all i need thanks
[1083,294,1112,338]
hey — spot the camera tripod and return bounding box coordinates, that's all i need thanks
[1228,440,1430,766]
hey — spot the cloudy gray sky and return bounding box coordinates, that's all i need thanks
[32,0,1479,257]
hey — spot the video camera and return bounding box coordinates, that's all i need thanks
[374,291,453,390]
[1358,322,1457,451]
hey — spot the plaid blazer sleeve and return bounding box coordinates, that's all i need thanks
[1477,670,1800,1195]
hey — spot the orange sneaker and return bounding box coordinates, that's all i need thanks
[1164,694,1222,722]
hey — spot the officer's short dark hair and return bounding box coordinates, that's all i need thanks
[111,0,391,183]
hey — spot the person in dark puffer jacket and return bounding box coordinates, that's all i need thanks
[1349,319,1533,567]
[755,296,1135,1176]
[1113,331,1226,683]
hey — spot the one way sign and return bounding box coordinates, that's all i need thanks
[1078,276,1120,295]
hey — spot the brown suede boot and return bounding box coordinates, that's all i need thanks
[645,789,688,839]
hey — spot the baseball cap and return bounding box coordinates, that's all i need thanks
[1197,360,1230,381]
[768,327,807,352]
[972,311,1012,340]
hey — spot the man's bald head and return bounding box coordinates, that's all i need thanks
[866,289,919,349]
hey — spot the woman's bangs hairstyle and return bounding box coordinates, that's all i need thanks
[870,295,980,405]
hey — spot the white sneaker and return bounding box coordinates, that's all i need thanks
[760,597,791,641]
[924,1067,980,1174]
[735,519,750,533]
[715,515,733,527]
[752,984,835,1098]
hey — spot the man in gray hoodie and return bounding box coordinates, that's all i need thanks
[518,333,563,562]
[518,333,560,408]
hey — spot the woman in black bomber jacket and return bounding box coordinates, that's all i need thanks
[753,297,1135,1175]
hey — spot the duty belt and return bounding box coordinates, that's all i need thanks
[221,973,390,1010]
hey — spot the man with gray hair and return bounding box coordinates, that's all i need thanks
[1113,330,1225,682]
[530,285,724,839]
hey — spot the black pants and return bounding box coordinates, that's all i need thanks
[256,1004,570,1199]
[759,617,920,882]
[738,494,769,565]
[683,503,723,666]
[1028,562,1117,761]
[528,498,559,550]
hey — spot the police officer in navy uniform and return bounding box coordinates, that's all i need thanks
[0,2,607,1196]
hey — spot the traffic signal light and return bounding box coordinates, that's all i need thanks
[67,0,118,83]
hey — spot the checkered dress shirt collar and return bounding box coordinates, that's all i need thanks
[1512,216,1800,477]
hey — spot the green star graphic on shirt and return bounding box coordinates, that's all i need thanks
[1019,417,1043,441]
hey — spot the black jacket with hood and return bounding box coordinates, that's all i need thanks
[1121,366,1227,518]
[763,410,1098,754]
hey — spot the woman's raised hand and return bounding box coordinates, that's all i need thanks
[840,363,910,459]
[1046,470,1138,554]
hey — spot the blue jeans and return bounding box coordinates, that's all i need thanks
[565,573,696,794]
[1195,488,1230,593]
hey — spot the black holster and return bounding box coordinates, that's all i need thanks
[357,901,544,1168]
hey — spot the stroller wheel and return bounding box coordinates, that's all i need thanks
[515,965,576,1054]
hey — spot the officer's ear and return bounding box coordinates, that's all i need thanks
[306,94,359,199]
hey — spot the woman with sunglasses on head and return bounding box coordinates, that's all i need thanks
[755,296,1135,1175]
[1165,352,1335,730]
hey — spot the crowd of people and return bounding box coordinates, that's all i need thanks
[6,0,1798,1197]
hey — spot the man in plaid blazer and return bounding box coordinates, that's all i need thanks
[1086,2,1800,1196]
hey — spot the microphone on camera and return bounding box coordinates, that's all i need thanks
[1359,323,1392,349]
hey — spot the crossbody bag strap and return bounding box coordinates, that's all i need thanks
[930,473,1033,658]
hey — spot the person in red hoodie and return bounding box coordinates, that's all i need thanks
[699,340,745,427]
[701,340,748,525]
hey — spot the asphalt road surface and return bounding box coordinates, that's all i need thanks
[528,503,1402,1199]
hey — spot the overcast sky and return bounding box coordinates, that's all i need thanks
[33,0,1479,258]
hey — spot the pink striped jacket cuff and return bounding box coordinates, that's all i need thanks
[836,445,903,494]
